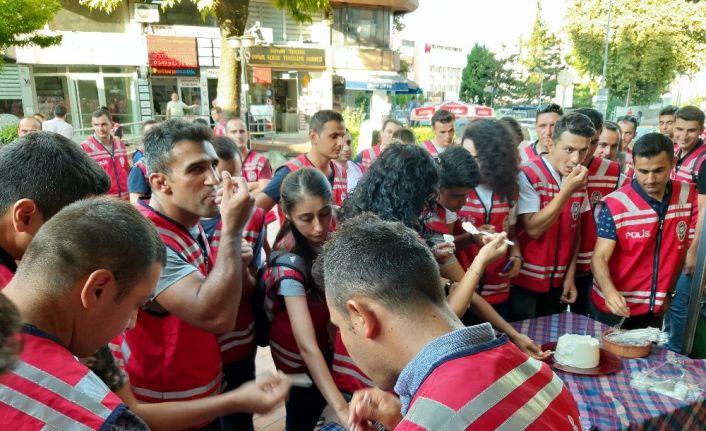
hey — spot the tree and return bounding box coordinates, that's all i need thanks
[79,0,328,116]
[459,45,518,107]
[0,0,62,65]
[459,44,498,105]
[516,1,563,104]
[566,0,706,106]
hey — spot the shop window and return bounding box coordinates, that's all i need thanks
[33,66,67,74]
[34,76,72,124]
[104,77,136,126]
[332,6,390,49]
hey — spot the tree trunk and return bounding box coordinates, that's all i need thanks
[215,0,250,119]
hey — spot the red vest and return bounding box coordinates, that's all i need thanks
[515,158,586,292]
[396,341,581,430]
[206,209,267,364]
[0,328,126,430]
[262,252,331,374]
[81,136,130,200]
[136,159,148,178]
[283,154,347,206]
[577,157,624,273]
[242,150,272,183]
[424,204,450,235]
[122,202,222,403]
[455,189,513,304]
[358,145,381,173]
[672,140,706,185]
[213,120,226,137]
[518,140,539,163]
[592,181,695,315]
[422,140,440,157]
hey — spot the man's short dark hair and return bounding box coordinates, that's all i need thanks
[0,132,110,220]
[53,105,67,118]
[632,132,674,160]
[675,105,705,128]
[431,109,454,127]
[603,121,622,140]
[659,105,679,117]
[439,146,480,190]
[391,128,416,145]
[193,118,210,127]
[617,115,639,129]
[17,197,166,302]
[382,118,402,131]
[322,213,445,318]
[310,110,344,134]
[211,136,241,162]
[92,108,112,122]
[574,108,603,133]
[143,119,212,175]
[536,103,563,121]
[553,112,596,142]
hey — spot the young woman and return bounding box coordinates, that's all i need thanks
[262,167,348,430]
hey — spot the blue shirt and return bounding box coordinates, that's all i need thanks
[597,179,672,240]
[262,166,292,202]
[127,165,150,196]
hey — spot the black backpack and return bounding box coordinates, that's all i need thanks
[252,251,309,347]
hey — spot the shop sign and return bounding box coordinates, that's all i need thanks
[147,35,199,76]
[253,67,272,84]
[249,46,325,69]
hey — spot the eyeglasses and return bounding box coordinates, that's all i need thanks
[536,103,564,116]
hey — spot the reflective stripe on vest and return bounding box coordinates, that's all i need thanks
[672,140,706,184]
[592,181,694,315]
[515,158,584,292]
[422,140,439,157]
[360,145,381,172]
[577,158,623,272]
[130,373,222,401]
[283,155,347,206]
[403,357,565,430]
[455,189,513,303]
[243,151,270,183]
[519,141,539,163]
[81,136,129,200]
[0,332,124,430]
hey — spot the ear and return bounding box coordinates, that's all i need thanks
[12,199,44,236]
[346,299,379,340]
[309,129,319,146]
[149,173,171,194]
[79,269,117,311]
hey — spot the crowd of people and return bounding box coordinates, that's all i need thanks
[0,100,704,430]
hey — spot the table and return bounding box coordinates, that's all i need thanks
[511,313,706,431]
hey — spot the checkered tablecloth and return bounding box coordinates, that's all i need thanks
[511,313,706,431]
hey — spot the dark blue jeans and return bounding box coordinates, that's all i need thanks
[664,273,691,353]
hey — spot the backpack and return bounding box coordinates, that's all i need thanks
[252,251,309,347]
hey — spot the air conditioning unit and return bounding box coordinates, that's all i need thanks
[133,4,160,24]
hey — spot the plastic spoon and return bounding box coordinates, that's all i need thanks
[461,221,514,246]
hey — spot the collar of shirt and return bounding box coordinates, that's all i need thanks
[539,154,563,185]
[21,323,66,348]
[0,244,17,274]
[630,178,672,216]
[394,323,503,415]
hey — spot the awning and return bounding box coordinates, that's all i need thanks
[336,70,421,93]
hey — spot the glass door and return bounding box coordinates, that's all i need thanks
[70,74,105,136]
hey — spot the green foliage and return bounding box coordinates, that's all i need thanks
[273,0,329,23]
[341,106,365,156]
[572,83,594,108]
[0,124,18,146]
[460,44,518,107]
[0,0,62,55]
[566,0,706,105]
[411,126,433,143]
[516,2,563,104]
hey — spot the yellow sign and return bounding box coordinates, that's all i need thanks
[249,46,325,69]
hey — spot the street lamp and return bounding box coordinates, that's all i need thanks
[227,34,256,134]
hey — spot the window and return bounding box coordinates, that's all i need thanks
[332,6,390,49]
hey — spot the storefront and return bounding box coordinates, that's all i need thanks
[10,31,144,140]
[247,45,329,132]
